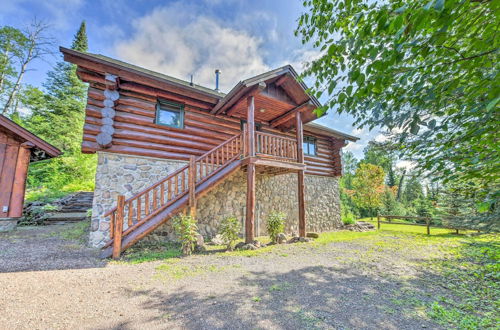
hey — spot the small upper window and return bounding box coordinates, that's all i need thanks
[156,100,184,128]
[303,136,317,156]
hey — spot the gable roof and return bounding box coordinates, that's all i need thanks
[60,47,225,102]
[0,115,62,160]
[211,65,321,114]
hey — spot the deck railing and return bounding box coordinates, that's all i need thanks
[104,133,243,253]
[254,131,298,162]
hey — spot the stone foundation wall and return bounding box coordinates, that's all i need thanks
[90,152,341,247]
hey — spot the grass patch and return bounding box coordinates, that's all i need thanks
[58,220,90,242]
[155,259,225,280]
[122,241,182,264]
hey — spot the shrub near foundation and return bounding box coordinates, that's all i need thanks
[172,214,198,255]
[267,211,286,243]
[219,216,240,251]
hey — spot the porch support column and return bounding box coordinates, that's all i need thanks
[245,95,256,243]
[296,112,306,237]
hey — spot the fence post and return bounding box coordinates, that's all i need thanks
[377,215,380,230]
[426,217,430,235]
[188,156,196,218]
[112,195,125,259]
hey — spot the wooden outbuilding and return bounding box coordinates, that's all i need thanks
[0,115,61,226]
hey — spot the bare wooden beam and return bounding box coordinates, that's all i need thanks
[112,195,125,259]
[296,112,306,237]
[275,73,291,87]
[245,94,256,243]
[247,95,255,157]
[270,101,312,128]
[224,82,266,117]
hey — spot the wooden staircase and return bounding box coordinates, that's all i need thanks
[100,133,243,258]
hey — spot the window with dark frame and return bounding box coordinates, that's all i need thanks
[156,100,184,128]
[303,136,317,156]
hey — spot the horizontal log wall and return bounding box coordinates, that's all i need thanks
[81,77,342,176]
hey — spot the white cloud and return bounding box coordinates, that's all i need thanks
[113,2,269,92]
[396,160,416,170]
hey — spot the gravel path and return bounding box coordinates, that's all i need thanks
[0,225,447,329]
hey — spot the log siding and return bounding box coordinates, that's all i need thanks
[81,82,343,176]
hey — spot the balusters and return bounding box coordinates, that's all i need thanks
[137,196,142,222]
[110,212,115,239]
[160,183,165,205]
[175,173,179,196]
[167,179,172,201]
[128,201,133,226]
[181,170,186,192]
[153,188,158,210]
[144,191,150,216]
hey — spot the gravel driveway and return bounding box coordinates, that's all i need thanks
[0,224,451,329]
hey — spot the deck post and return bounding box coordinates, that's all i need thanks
[295,112,306,237]
[188,155,196,218]
[245,95,256,243]
[112,195,125,259]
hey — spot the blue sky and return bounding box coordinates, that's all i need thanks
[1,0,381,158]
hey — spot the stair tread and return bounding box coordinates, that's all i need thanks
[100,159,242,258]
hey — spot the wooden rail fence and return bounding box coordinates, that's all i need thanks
[377,215,475,235]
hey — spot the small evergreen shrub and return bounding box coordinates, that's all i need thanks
[219,216,240,250]
[342,212,356,225]
[172,214,198,255]
[267,211,285,243]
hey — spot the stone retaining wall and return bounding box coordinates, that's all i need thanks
[90,152,341,247]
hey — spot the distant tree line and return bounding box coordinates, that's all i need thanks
[0,20,96,202]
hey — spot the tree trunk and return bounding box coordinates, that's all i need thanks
[397,169,406,201]
[2,51,30,115]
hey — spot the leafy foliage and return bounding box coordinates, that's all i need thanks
[351,163,385,218]
[172,214,198,255]
[219,216,240,250]
[297,0,499,185]
[267,211,286,243]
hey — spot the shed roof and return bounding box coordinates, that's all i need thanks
[0,115,62,160]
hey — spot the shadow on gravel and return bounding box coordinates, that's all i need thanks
[0,224,106,273]
[125,264,441,329]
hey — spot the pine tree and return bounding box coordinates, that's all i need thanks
[23,21,96,195]
[26,21,88,153]
[71,21,87,52]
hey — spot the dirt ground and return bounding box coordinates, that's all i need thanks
[0,224,461,329]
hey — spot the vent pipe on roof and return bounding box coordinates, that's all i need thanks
[190,74,193,86]
[215,69,221,92]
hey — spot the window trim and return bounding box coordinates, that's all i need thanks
[303,136,317,156]
[156,99,185,129]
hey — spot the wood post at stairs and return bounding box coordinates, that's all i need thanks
[112,195,125,259]
[296,112,306,237]
[245,95,256,243]
[188,155,196,218]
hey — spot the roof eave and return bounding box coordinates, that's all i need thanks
[60,47,225,101]
[0,115,62,158]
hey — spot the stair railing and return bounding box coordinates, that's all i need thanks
[104,132,243,248]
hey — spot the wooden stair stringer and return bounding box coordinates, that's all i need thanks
[100,159,242,258]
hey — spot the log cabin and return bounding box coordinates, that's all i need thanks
[0,115,61,231]
[61,47,358,258]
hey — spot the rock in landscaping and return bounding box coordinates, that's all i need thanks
[194,233,206,252]
[287,236,312,244]
[234,240,261,251]
[343,221,376,232]
[276,233,287,244]
[306,232,319,238]
[209,234,225,245]
[234,242,246,250]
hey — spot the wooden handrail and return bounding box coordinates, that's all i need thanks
[104,132,243,251]
[254,131,298,162]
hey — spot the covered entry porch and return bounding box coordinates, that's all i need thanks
[211,66,321,243]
